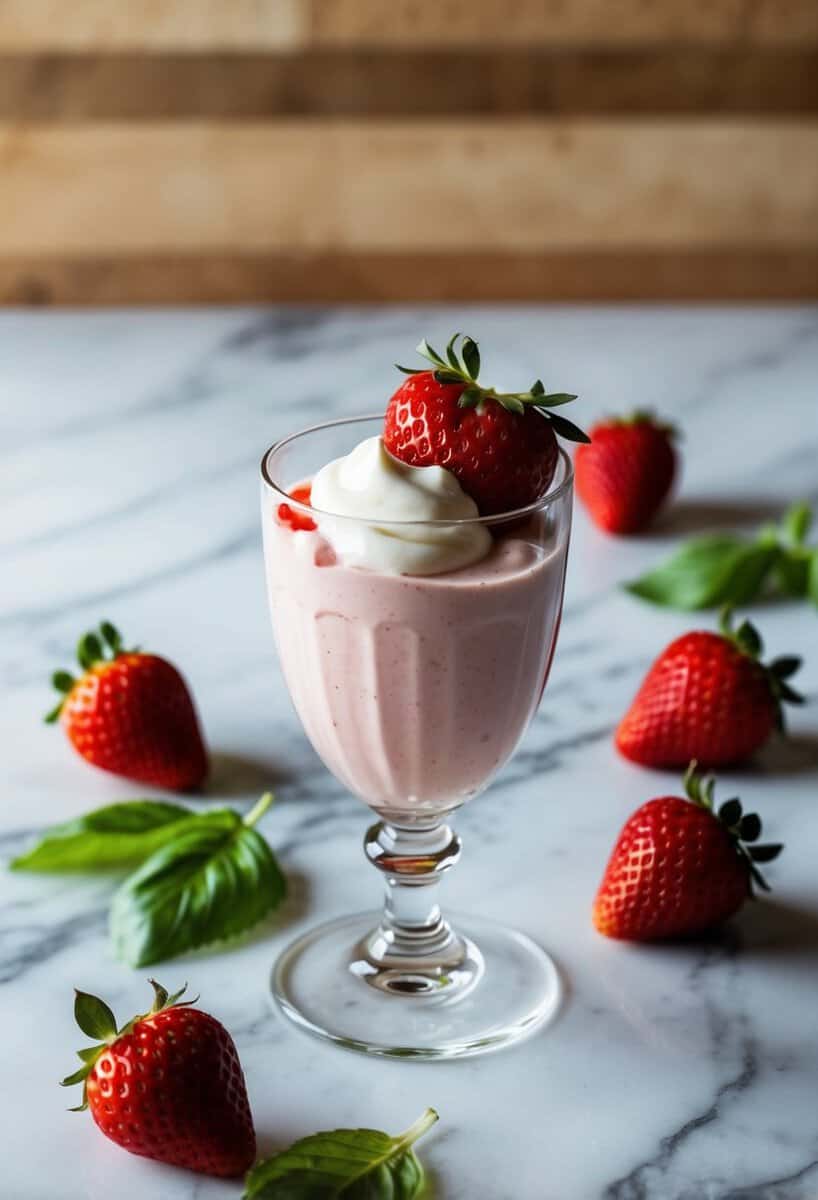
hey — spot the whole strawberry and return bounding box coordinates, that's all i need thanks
[575,411,677,534]
[593,763,782,940]
[46,621,208,791]
[62,981,256,1177]
[616,610,803,768]
[384,335,588,516]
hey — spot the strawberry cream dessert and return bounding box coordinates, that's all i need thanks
[262,336,585,820]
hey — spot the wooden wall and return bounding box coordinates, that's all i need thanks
[0,1,816,304]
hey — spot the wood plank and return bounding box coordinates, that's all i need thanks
[0,1,305,51]
[2,250,816,305]
[1,121,816,255]
[309,0,815,47]
[1,0,816,50]
[0,50,816,118]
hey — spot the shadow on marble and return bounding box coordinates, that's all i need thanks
[749,732,818,777]
[734,897,818,961]
[654,497,784,537]
[205,751,297,800]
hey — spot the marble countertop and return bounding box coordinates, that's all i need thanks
[2,306,817,1200]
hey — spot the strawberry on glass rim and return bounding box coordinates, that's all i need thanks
[384,334,589,516]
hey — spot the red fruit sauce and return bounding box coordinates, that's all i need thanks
[277,484,317,532]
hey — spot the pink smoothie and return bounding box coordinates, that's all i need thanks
[263,507,567,818]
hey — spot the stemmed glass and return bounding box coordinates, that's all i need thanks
[261,416,572,1058]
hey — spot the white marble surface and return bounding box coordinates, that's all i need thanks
[2,306,818,1200]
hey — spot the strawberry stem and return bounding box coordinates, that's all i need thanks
[396,334,589,443]
[45,621,135,723]
[682,762,782,896]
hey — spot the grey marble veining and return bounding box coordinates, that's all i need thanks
[1,306,817,1200]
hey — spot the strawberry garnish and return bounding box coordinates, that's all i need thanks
[62,980,256,1178]
[47,621,208,791]
[384,334,588,516]
[277,483,317,532]
[575,410,677,534]
[615,609,803,768]
[593,763,783,941]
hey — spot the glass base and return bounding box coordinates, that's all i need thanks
[270,911,562,1060]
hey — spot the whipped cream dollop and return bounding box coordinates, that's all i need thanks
[309,436,491,575]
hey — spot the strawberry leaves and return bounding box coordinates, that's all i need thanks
[715,608,804,732]
[626,502,818,611]
[73,990,118,1041]
[683,762,783,895]
[44,618,135,722]
[61,990,119,1110]
[396,334,589,442]
[244,1108,439,1200]
[62,979,196,1112]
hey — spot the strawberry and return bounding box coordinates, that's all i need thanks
[277,483,316,532]
[593,763,783,941]
[384,334,588,516]
[46,621,208,791]
[62,981,256,1177]
[575,411,677,534]
[615,610,803,768]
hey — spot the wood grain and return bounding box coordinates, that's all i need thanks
[1,121,815,256]
[1,0,816,50]
[2,250,816,305]
[0,50,815,118]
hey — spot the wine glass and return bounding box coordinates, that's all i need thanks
[261,415,572,1058]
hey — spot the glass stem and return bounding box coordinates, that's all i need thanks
[355,819,483,997]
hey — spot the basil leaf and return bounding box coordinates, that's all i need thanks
[11,800,195,872]
[775,549,809,597]
[110,806,286,967]
[625,538,778,610]
[783,501,812,546]
[244,1108,438,1200]
[809,551,818,607]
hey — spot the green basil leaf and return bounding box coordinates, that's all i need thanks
[110,809,286,967]
[625,538,778,611]
[809,550,818,607]
[775,549,809,597]
[782,501,812,546]
[244,1108,438,1200]
[11,800,195,872]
